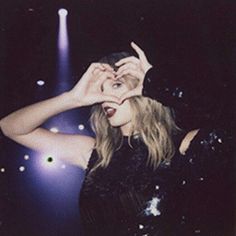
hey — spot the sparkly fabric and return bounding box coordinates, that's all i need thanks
[79,130,234,235]
[143,67,230,130]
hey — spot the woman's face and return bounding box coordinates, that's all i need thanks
[101,77,133,135]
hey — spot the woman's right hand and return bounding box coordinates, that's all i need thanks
[69,63,120,107]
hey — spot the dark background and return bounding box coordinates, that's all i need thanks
[0,0,235,235]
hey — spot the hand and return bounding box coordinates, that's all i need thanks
[69,63,119,107]
[115,42,152,102]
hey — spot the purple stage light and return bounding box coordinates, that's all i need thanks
[58,8,69,51]
[58,8,68,17]
[35,153,65,175]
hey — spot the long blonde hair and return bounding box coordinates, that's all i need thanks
[90,52,180,171]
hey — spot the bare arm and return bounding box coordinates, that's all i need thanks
[0,63,119,169]
[0,92,94,168]
[1,92,78,137]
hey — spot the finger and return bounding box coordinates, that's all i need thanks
[119,88,141,103]
[116,62,137,76]
[130,42,147,62]
[98,94,120,104]
[116,68,143,80]
[101,63,115,72]
[115,56,139,67]
[88,63,106,74]
[97,71,115,85]
[93,67,105,76]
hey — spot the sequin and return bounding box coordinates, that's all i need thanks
[189,158,193,163]
[155,185,159,190]
[218,138,223,143]
[139,224,144,229]
[144,197,161,216]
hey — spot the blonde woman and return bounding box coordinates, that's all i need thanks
[0,43,233,235]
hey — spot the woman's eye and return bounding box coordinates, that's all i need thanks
[112,82,122,89]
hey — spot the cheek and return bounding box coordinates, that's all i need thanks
[102,87,113,95]
[118,101,132,119]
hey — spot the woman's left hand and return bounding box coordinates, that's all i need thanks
[115,42,152,103]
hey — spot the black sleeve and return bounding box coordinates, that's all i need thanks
[142,67,229,130]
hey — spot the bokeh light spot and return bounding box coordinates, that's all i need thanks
[47,157,53,163]
[19,166,26,172]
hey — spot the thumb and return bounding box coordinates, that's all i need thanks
[119,88,140,104]
[99,94,120,104]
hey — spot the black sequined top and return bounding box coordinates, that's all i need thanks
[79,130,234,236]
[79,68,234,236]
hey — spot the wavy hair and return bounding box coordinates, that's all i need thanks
[89,52,180,171]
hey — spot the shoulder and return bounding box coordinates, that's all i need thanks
[179,127,233,155]
[179,129,200,155]
[174,127,234,183]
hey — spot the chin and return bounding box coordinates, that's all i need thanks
[108,120,122,127]
[108,118,132,129]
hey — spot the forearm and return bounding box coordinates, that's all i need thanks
[142,67,227,129]
[0,92,79,136]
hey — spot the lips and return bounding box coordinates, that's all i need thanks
[104,106,117,118]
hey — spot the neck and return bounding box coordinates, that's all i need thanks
[121,122,139,137]
[120,121,133,136]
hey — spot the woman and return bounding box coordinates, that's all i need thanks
[0,43,233,235]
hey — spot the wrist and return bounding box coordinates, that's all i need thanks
[61,91,83,109]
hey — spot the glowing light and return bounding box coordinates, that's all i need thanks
[0,168,5,173]
[218,138,223,143]
[24,154,30,160]
[38,154,61,172]
[47,157,54,163]
[50,127,59,133]
[57,7,70,93]
[33,152,66,177]
[145,197,161,216]
[139,224,144,229]
[58,9,69,51]
[37,80,45,86]
[61,164,66,169]
[19,166,25,172]
[78,124,85,130]
[58,9,68,17]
